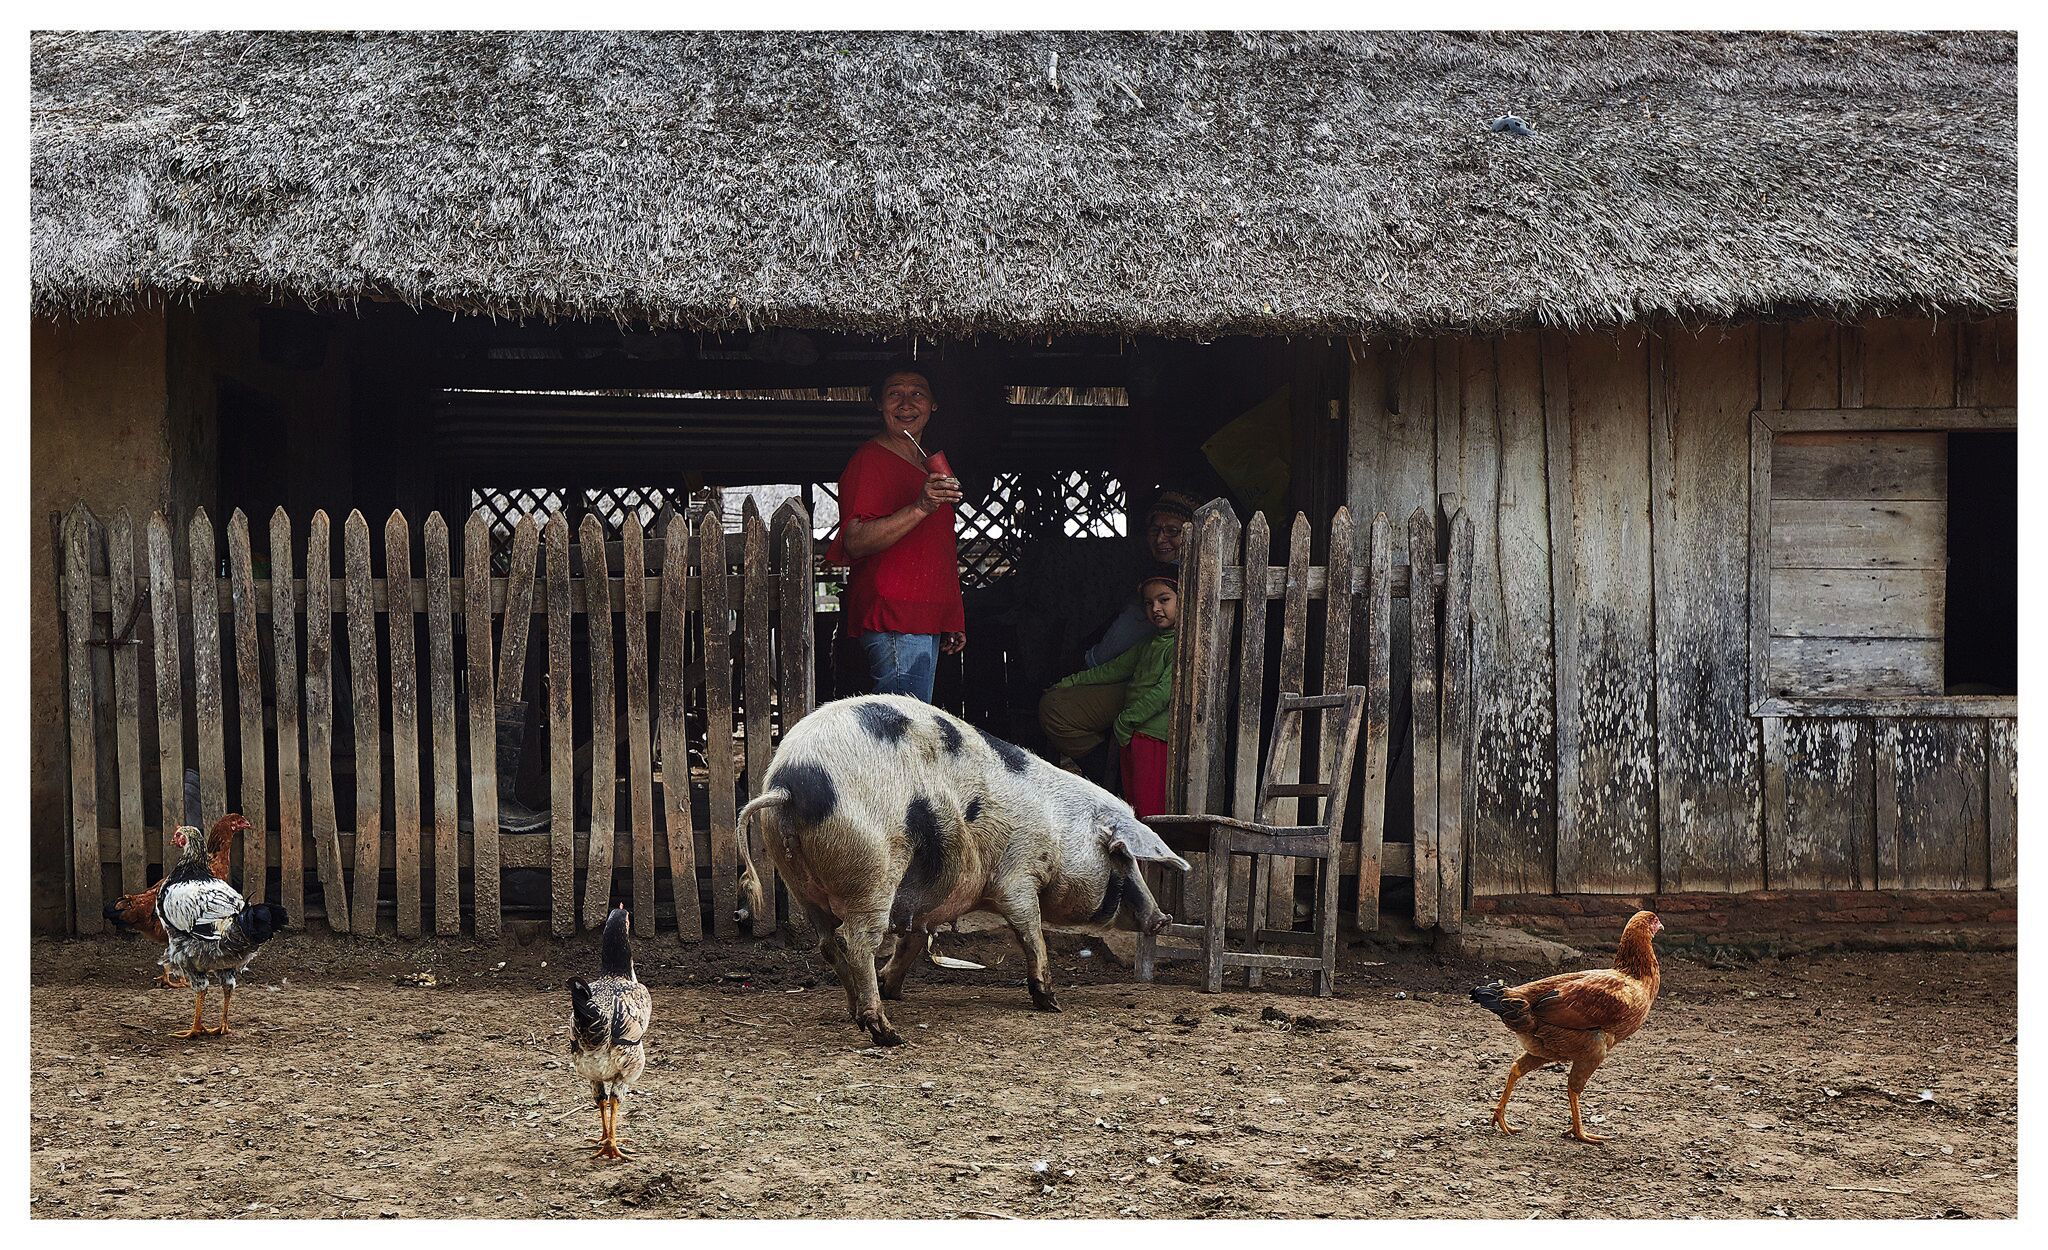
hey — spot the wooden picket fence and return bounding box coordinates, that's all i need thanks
[55,499,815,940]
[1161,501,1476,936]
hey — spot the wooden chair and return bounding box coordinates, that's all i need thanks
[1142,685,1370,995]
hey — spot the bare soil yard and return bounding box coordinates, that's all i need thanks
[29,929,2015,1219]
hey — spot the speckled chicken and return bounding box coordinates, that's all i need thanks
[155,824,289,1039]
[105,813,248,986]
[568,904,652,1160]
[1471,909,1663,1143]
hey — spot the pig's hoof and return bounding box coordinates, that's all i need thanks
[868,1025,905,1047]
[1028,981,1062,1013]
[1146,912,1174,936]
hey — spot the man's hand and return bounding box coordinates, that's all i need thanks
[940,631,966,655]
[917,473,964,514]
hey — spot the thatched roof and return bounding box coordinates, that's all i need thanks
[31,30,2016,338]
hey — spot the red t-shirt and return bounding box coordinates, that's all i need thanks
[826,441,966,637]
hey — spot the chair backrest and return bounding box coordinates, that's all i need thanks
[1253,686,1370,834]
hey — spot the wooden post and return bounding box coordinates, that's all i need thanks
[1319,507,1355,930]
[772,499,816,726]
[1408,507,1440,930]
[580,515,619,927]
[385,511,423,937]
[268,510,306,930]
[303,511,349,932]
[1230,511,1272,932]
[700,503,740,939]
[622,514,657,936]
[544,512,577,936]
[1252,511,1313,985]
[740,500,778,927]
[494,518,541,704]
[188,509,227,835]
[423,513,459,935]
[61,505,102,932]
[146,513,186,875]
[226,511,267,899]
[344,511,383,935]
[658,512,702,941]
[105,511,146,898]
[463,513,501,939]
[1438,510,1474,933]
[1354,512,1394,931]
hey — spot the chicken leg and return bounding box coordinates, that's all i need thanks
[593,1097,631,1161]
[172,990,209,1039]
[1565,1062,1607,1144]
[1491,1053,1544,1135]
[213,986,235,1037]
[155,966,190,990]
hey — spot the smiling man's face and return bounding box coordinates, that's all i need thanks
[878,371,936,445]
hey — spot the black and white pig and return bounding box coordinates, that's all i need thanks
[735,694,1190,1046]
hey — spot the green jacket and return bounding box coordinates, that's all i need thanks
[1054,628,1177,746]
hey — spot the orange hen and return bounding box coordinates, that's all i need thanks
[105,813,248,945]
[1471,909,1663,1143]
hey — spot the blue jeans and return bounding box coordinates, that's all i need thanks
[860,631,940,703]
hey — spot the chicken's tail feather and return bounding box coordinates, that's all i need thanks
[1470,980,1529,1026]
[568,977,606,1046]
[235,903,289,946]
[104,899,137,932]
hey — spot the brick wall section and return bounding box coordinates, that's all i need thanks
[1468,890,2017,952]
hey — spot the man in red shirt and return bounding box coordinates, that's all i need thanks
[824,365,967,702]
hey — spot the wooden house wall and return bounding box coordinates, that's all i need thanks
[1345,314,2017,896]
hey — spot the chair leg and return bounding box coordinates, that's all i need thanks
[1315,853,1342,997]
[1245,854,1270,990]
[1203,838,1230,993]
[1134,930,1156,982]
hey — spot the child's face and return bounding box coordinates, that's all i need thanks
[1144,581,1180,629]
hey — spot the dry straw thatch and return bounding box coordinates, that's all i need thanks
[31,30,2015,338]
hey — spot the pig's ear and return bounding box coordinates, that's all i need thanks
[1102,819,1191,872]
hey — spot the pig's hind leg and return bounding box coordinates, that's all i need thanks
[834,902,904,1046]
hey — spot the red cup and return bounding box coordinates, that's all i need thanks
[925,450,955,478]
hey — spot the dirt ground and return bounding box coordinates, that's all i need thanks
[28,926,2016,1220]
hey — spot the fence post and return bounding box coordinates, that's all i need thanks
[61,504,102,932]
[622,514,657,937]
[659,511,702,941]
[700,501,740,940]
[1439,510,1474,933]
[386,511,423,938]
[344,511,383,935]
[463,513,501,939]
[1354,512,1394,932]
[304,510,350,933]
[1408,507,1440,931]
[424,512,459,935]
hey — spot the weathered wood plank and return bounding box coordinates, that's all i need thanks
[1437,510,1473,930]
[187,509,227,836]
[543,513,576,935]
[1407,507,1440,928]
[423,513,460,935]
[1838,322,1866,409]
[1766,637,1942,699]
[268,510,306,930]
[1345,342,1386,559]
[62,506,103,931]
[739,501,777,926]
[302,511,349,932]
[1875,718,1987,890]
[1771,432,1947,501]
[226,511,268,898]
[1859,317,1956,408]
[1768,717,1875,890]
[700,504,740,939]
[622,515,657,937]
[1769,500,1944,569]
[493,517,541,704]
[1190,504,1240,928]
[771,499,816,728]
[1654,325,1763,892]
[1319,508,1356,929]
[1987,718,2016,889]
[344,511,383,934]
[462,513,501,939]
[385,512,422,937]
[1354,512,1395,931]
[1760,407,2013,433]
[1469,332,1556,896]
[1956,313,2016,408]
[1552,330,1658,893]
[146,513,186,874]
[659,512,702,941]
[105,511,146,896]
[1781,318,1840,410]
[1748,417,1774,716]
[580,514,619,928]
[1768,568,1943,639]
[1539,332,1584,894]
[1256,512,1312,956]
[1228,510,1271,931]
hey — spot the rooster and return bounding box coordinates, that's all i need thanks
[568,904,652,1160]
[106,814,248,986]
[1471,909,1663,1143]
[155,824,288,1039]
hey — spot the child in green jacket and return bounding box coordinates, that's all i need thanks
[1052,565,1179,818]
